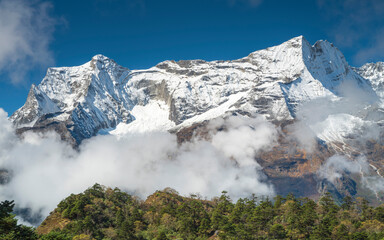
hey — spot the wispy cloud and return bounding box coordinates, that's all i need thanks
[319,155,384,195]
[0,0,58,84]
[317,0,384,65]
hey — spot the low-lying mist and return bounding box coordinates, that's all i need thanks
[0,110,278,225]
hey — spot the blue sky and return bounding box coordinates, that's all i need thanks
[0,0,383,114]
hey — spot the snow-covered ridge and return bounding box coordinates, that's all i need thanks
[10,36,382,145]
[356,62,384,99]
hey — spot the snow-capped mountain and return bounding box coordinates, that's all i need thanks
[8,35,384,202]
[10,36,380,145]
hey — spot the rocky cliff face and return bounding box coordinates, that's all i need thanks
[10,36,384,201]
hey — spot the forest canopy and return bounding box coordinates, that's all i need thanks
[2,184,384,239]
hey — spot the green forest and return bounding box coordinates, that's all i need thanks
[2,184,384,240]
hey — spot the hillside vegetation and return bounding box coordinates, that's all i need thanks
[2,184,384,239]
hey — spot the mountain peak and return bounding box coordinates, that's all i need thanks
[89,54,128,73]
[91,54,111,62]
[289,35,306,42]
[90,54,112,68]
[284,35,310,48]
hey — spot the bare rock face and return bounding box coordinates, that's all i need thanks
[9,36,384,201]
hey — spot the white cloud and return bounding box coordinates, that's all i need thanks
[0,112,277,225]
[318,155,365,183]
[0,0,57,84]
[319,155,384,195]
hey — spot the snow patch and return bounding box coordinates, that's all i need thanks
[110,100,175,135]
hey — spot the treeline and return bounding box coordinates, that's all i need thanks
[2,184,384,239]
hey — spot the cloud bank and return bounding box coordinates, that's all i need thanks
[0,111,277,225]
[0,0,57,84]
